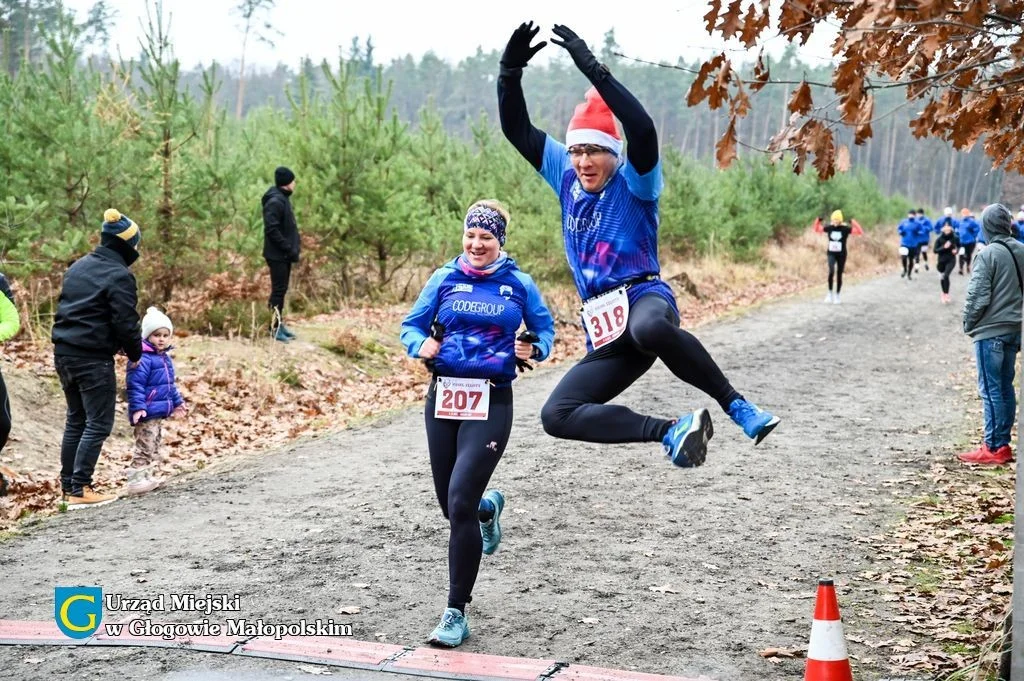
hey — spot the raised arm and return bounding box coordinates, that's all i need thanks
[551,25,658,175]
[497,22,549,171]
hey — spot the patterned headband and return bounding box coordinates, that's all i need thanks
[464,205,507,246]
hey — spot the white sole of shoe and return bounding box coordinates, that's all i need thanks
[66,498,117,510]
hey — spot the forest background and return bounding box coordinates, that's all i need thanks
[0,0,1003,334]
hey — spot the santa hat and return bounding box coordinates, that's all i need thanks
[565,87,623,156]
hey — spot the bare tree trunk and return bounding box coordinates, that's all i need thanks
[927,149,941,208]
[885,116,898,195]
[21,0,30,70]
[235,30,249,120]
[943,148,957,208]
[968,157,987,207]
[1001,171,1024,210]
[760,99,771,147]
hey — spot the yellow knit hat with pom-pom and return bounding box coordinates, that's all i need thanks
[830,210,844,223]
[101,208,140,248]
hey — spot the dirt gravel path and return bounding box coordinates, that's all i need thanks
[0,270,979,681]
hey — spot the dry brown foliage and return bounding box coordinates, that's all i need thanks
[695,1,1024,178]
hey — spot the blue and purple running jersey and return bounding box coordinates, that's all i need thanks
[539,135,676,311]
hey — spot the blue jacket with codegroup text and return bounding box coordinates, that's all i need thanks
[401,256,555,387]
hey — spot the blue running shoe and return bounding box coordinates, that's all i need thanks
[480,489,505,555]
[426,608,470,647]
[727,398,780,445]
[662,408,713,467]
[273,325,291,342]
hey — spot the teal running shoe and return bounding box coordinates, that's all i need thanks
[727,398,780,445]
[480,489,505,555]
[426,608,470,647]
[662,408,712,467]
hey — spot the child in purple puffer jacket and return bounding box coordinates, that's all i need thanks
[125,307,187,495]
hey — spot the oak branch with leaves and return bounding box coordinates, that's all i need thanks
[690,0,1024,179]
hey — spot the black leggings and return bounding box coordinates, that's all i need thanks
[541,294,739,443]
[901,248,917,278]
[960,242,977,272]
[827,251,847,293]
[938,256,956,293]
[266,258,292,319]
[0,368,9,452]
[425,381,513,608]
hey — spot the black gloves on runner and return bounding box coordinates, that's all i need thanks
[551,24,608,82]
[424,321,445,373]
[500,21,547,77]
[516,330,540,373]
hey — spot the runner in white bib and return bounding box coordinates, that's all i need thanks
[813,209,862,304]
[497,21,780,469]
[400,199,555,649]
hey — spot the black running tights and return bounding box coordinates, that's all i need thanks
[541,294,740,443]
[0,369,9,452]
[827,251,847,293]
[425,382,513,608]
[938,256,956,293]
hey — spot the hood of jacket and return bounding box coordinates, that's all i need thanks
[981,203,1014,242]
[262,185,292,207]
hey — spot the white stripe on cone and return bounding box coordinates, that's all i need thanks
[807,619,849,661]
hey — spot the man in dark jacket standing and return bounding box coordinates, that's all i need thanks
[52,208,143,509]
[262,166,300,342]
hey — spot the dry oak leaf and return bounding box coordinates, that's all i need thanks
[788,81,813,116]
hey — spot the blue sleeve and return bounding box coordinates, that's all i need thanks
[540,135,571,195]
[623,158,663,202]
[170,362,184,408]
[126,359,150,415]
[401,268,447,358]
[514,271,555,362]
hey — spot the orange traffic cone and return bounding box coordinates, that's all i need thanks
[804,579,853,681]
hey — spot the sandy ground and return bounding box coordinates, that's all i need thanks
[0,268,980,681]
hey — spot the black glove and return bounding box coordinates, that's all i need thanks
[290,249,300,263]
[551,24,607,82]
[501,21,546,76]
[424,321,445,373]
[516,330,540,373]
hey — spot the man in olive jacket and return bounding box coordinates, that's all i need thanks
[960,203,1024,465]
[52,209,143,508]
[262,166,300,341]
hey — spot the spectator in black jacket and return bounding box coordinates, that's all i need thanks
[52,208,143,509]
[262,166,300,342]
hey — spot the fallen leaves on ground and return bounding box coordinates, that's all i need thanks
[855,445,1012,676]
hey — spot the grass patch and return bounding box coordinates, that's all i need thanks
[274,363,303,388]
[941,642,979,656]
[912,564,942,594]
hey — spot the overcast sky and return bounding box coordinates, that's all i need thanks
[62,1,838,72]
